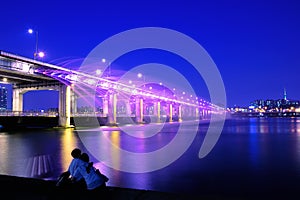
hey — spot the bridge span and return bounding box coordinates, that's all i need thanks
[0,50,225,129]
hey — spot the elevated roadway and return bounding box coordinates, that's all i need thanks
[0,50,224,129]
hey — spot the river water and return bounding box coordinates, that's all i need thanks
[1,117,300,197]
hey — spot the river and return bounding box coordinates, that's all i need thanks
[1,117,300,197]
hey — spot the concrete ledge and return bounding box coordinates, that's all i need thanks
[0,174,193,200]
[2,174,294,199]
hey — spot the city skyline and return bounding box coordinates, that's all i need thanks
[1,0,300,109]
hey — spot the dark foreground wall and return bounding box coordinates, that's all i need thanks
[0,115,187,131]
[0,174,191,200]
[0,116,59,131]
[0,116,145,131]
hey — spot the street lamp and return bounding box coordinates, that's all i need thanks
[28,28,44,60]
[137,73,143,79]
[101,58,111,77]
[96,69,102,75]
[137,73,146,88]
[37,51,45,58]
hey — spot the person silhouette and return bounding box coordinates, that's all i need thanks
[68,148,83,177]
[71,153,108,196]
[56,148,86,190]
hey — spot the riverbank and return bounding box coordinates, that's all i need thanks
[0,174,197,200]
[2,173,300,200]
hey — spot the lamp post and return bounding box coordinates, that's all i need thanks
[101,58,111,77]
[137,73,145,88]
[28,28,44,60]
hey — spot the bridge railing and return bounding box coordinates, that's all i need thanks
[0,111,58,117]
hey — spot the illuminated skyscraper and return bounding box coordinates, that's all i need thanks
[0,86,8,111]
[283,88,287,100]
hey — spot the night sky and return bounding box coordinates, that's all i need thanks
[1,0,300,110]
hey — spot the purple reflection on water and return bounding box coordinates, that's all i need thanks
[1,118,300,197]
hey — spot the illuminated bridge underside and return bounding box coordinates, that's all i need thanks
[0,50,224,127]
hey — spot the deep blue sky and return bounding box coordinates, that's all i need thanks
[1,0,300,110]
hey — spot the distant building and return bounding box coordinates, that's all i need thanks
[0,86,8,111]
[231,89,300,117]
[250,99,265,108]
[265,99,275,108]
[283,88,287,101]
[249,88,300,111]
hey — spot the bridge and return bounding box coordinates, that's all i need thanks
[0,50,224,129]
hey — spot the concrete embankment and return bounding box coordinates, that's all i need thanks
[0,174,194,200]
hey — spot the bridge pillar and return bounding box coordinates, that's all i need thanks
[12,88,24,112]
[207,109,211,118]
[178,104,182,122]
[58,85,71,127]
[198,108,203,119]
[102,94,108,117]
[135,97,143,123]
[202,109,209,119]
[70,89,77,115]
[168,103,173,122]
[195,107,199,120]
[107,92,117,125]
[181,105,186,120]
[201,109,205,119]
[153,101,161,123]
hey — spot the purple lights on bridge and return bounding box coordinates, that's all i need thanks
[39,65,214,110]
[0,49,225,131]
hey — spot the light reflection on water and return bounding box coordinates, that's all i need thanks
[59,128,79,173]
[1,118,300,196]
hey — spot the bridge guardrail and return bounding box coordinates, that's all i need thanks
[0,111,58,117]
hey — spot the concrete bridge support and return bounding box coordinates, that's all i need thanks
[12,88,25,112]
[135,97,143,124]
[153,101,161,123]
[12,83,74,128]
[102,95,109,117]
[195,107,199,120]
[107,92,117,125]
[178,104,182,122]
[168,104,173,122]
[70,89,77,115]
[202,109,209,119]
[102,93,134,125]
[58,85,71,127]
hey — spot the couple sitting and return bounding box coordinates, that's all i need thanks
[57,148,108,194]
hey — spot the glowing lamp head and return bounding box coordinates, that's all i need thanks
[38,52,45,58]
[96,69,102,75]
[28,29,33,34]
